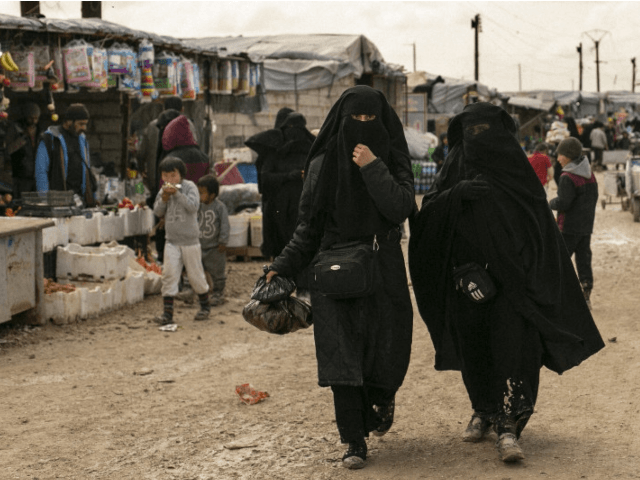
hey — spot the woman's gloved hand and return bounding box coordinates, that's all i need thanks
[458,178,490,201]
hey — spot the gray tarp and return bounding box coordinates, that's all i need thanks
[183,34,405,91]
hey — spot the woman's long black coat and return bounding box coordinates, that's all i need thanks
[271,155,415,389]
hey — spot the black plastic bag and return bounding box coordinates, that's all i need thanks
[250,266,296,303]
[242,296,312,335]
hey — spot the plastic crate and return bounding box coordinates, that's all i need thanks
[22,191,75,207]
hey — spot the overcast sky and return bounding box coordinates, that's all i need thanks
[2,1,638,94]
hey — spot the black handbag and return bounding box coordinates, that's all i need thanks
[313,236,380,300]
[453,262,497,304]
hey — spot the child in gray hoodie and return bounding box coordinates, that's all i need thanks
[153,157,210,324]
[549,137,599,307]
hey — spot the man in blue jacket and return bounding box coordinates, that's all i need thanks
[35,103,95,206]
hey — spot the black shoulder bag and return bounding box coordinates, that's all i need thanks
[313,236,380,300]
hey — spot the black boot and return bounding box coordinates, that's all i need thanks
[342,439,367,469]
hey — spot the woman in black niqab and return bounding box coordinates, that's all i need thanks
[408,102,604,462]
[266,86,416,469]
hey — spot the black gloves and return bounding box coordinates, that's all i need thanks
[458,178,490,201]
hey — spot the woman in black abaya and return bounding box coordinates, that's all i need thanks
[265,86,415,469]
[409,102,604,463]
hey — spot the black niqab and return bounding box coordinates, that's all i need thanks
[409,102,604,374]
[306,85,410,241]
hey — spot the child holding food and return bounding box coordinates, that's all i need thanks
[153,157,210,324]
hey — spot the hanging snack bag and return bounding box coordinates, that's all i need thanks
[49,46,65,92]
[208,60,219,92]
[83,45,108,91]
[154,52,178,96]
[218,59,232,94]
[236,61,250,95]
[62,40,91,84]
[7,46,36,91]
[193,61,203,95]
[118,45,139,94]
[179,58,196,100]
[139,39,156,101]
[230,60,239,91]
[108,43,128,75]
[32,43,51,91]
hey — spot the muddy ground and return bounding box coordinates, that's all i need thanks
[1,171,639,479]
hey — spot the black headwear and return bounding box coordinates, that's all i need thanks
[274,107,294,129]
[409,102,603,374]
[306,85,410,241]
[63,104,89,121]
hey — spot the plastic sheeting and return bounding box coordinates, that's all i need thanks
[183,34,405,91]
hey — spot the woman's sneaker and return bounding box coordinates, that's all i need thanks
[372,398,395,437]
[462,413,491,442]
[496,433,525,462]
[342,440,367,469]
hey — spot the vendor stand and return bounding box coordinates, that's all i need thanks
[0,217,53,324]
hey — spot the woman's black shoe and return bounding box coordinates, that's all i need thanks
[342,440,367,469]
[372,397,395,436]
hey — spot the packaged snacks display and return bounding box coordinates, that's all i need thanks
[218,59,232,94]
[50,46,65,92]
[82,45,108,91]
[62,40,91,84]
[236,60,250,95]
[108,42,129,75]
[154,52,178,97]
[249,64,259,97]
[7,47,36,91]
[193,61,203,95]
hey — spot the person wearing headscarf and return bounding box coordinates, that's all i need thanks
[264,86,415,469]
[408,102,604,463]
[6,102,42,198]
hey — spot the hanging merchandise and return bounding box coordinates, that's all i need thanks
[7,45,35,91]
[193,61,203,95]
[62,40,92,84]
[138,39,156,102]
[82,45,108,91]
[32,42,51,91]
[208,60,219,92]
[248,64,258,97]
[108,42,129,75]
[218,59,232,95]
[49,46,65,92]
[179,57,196,100]
[230,60,239,90]
[154,51,178,97]
[235,61,250,95]
[117,45,140,94]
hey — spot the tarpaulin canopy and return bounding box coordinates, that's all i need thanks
[0,14,213,55]
[183,34,405,91]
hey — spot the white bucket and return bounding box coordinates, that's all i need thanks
[227,214,249,247]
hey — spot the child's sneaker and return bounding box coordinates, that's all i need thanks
[153,312,173,325]
[194,308,210,321]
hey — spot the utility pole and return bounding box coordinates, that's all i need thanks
[577,43,583,91]
[584,30,608,93]
[518,64,522,91]
[471,14,481,81]
[412,42,416,73]
[633,58,636,93]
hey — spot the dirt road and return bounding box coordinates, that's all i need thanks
[1,171,639,479]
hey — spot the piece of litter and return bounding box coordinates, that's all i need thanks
[224,438,259,450]
[158,380,175,383]
[608,337,617,343]
[235,383,269,405]
[159,324,178,332]
[134,368,154,376]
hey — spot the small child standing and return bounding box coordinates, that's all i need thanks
[153,157,210,324]
[197,175,230,306]
[549,137,598,308]
[528,142,554,191]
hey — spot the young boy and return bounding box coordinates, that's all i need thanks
[549,137,598,308]
[153,157,210,324]
[197,174,230,306]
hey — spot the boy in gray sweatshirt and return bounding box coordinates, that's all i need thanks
[197,175,230,306]
[153,157,210,324]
